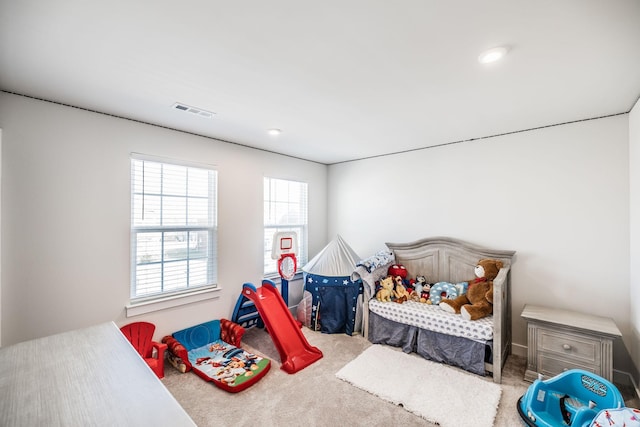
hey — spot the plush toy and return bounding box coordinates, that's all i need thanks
[405,278,415,294]
[429,281,460,305]
[439,259,504,321]
[415,276,431,302]
[376,276,395,302]
[387,264,408,280]
[413,276,425,296]
[408,291,422,302]
[393,276,410,303]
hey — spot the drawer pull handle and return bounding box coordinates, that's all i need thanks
[562,344,571,351]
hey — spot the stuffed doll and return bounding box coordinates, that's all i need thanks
[393,276,410,303]
[415,276,431,302]
[439,259,503,320]
[376,276,395,302]
[413,276,425,296]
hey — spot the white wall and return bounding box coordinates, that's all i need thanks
[0,128,2,346]
[630,97,640,384]
[2,89,637,378]
[328,115,634,372]
[0,92,328,346]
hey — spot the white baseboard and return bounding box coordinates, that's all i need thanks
[511,342,527,358]
[613,368,640,402]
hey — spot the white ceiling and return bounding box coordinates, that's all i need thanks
[1,1,639,164]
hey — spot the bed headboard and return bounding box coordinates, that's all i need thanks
[386,236,515,283]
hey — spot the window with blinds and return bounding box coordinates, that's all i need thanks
[130,155,217,301]
[263,177,308,275]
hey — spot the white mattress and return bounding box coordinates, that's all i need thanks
[368,299,493,341]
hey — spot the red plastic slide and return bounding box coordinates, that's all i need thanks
[241,280,323,374]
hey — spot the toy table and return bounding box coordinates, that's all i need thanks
[0,322,195,426]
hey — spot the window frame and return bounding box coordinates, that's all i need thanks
[130,154,218,304]
[263,177,308,276]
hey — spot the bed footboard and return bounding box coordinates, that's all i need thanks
[488,266,511,383]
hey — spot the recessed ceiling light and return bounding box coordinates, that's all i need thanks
[267,128,282,136]
[478,47,508,64]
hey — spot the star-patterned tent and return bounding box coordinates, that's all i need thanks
[301,235,362,335]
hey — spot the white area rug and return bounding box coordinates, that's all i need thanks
[336,345,502,427]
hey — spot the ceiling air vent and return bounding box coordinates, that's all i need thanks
[172,102,215,119]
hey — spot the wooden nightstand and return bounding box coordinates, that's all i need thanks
[521,304,621,382]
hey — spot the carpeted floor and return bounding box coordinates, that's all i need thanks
[335,344,502,427]
[161,326,638,426]
[161,326,535,426]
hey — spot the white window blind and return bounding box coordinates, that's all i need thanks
[264,177,308,275]
[131,155,217,301]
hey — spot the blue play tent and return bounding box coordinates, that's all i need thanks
[301,235,362,335]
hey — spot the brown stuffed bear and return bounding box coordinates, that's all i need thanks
[439,259,503,321]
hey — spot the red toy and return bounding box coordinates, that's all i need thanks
[120,321,167,379]
[387,264,408,279]
[163,319,270,393]
[242,280,323,374]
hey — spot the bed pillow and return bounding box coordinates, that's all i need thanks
[357,250,395,273]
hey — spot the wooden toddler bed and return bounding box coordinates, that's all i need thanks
[352,237,515,383]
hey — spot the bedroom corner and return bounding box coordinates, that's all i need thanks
[630,95,640,389]
[0,127,3,347]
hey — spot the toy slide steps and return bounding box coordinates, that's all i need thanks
[242,280,323,374]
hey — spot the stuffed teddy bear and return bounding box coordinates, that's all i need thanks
[439,258,504,321]
[376,276,395,302]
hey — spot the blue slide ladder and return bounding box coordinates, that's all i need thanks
[231,279,289,329]
[231,290,264,329]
